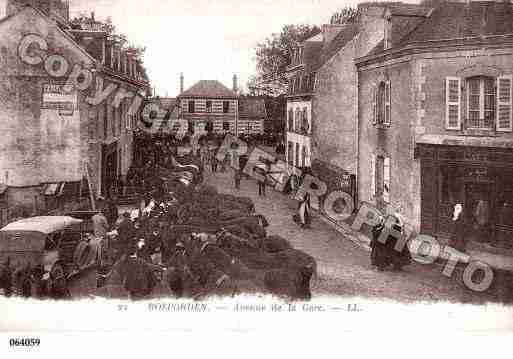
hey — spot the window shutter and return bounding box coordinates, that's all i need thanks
[384,81,391,126]
[372,86,377,125]
[371,154,376,197]
[445,77,461,130]
[497,75,512,132]
[383,157,390,203]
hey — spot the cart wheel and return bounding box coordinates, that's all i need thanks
[50,263,65,281]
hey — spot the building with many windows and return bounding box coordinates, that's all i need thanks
[285,31,322,169]
[177,75,266,136]
[0,1,150,211]
[177,77,239,135]
[356,0,513,253]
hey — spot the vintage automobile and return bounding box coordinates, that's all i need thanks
[0,215,100,297]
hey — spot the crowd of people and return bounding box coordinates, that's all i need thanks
[89,142,316,300]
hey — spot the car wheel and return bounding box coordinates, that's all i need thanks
[50,263,65,281]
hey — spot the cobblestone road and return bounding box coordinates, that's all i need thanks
[204,168,495,303]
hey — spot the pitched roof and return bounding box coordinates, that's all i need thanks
[239,98,267,119]
[316,23,359,70]
[400,2,513,45]
[179,80,237,98]
[386,4,432,17]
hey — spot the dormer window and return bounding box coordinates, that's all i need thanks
[384,16,392,50]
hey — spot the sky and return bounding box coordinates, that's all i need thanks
[0,0,404,96]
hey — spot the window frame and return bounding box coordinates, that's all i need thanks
[374,81,391,127]
[465,76,496,130]
[223,101,230,113]
[188,100,195,113]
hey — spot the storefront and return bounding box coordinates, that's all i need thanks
[415,141,513,250]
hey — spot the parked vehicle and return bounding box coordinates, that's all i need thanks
[0,215,100,298]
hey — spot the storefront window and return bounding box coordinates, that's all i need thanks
[496,174,513,227]
[439,165,463,204]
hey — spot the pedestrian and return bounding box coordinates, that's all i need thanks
[92,209,109,240]
[258,177,266,197]
[254,166,267,197]
[117,212,134,257]
[211,149,218,172]
[449,203,466,252]
[117,176,125,196]
[297,193,311,228]
[370,213,411,271]
[105,197,119,228]
[221,152,230,172]
[0,257,13,297]
[234,169,241,190]
[122,245,158,301]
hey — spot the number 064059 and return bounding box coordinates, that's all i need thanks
[9,338,40,347]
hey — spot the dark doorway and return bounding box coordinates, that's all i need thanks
[464,182,493,243]
[101,142,118,197]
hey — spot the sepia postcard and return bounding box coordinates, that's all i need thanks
[0,0,512,356]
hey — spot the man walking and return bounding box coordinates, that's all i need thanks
[92,210,109,240]
[234,169,242,190]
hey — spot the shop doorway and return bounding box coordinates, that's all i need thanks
[101,142,118,197]
[464,182,493,243]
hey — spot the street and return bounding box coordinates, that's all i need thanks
[204,167,495,303]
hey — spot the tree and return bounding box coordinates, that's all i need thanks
[250,24,321,96]
[330,6,359,25]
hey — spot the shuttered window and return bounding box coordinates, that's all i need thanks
[373,81,391,126]
[371,154,376,197]
[372,154,390,203]
[384,81,391,126]
[302,107,308,133]
[445,77,461,130]
[497,75,513,132]
[372,87,377,125]
[383,157,390,203]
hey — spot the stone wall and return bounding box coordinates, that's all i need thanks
[358,59,419,229]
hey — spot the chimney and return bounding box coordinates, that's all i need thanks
[180,73,184,94]
[233,74,238,93]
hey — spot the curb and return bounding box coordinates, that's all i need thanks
[313,210,372,252]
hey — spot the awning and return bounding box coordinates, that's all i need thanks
[44,183,62,196]
[416,134,513,149]
[0,184,7,195]
[43,181,89,197]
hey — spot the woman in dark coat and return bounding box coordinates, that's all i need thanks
[449,203,466,252]
[370,214,411,271]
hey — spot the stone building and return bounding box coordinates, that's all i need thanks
[177,77,239,136]
[238,96,267,136]
[177,75,266,136]
[285,32,321,168]
[356,0,513,254]
[0,1,150,212]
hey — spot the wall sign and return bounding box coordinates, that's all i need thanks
[42,84,77,114]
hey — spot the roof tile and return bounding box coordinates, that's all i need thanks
[179,80,237,98]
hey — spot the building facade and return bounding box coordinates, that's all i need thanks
[0,2,149,211]
[178,78,239,136]
[356,1,513,253]
[238,97,267,136]
[177,76,266,137]
[285,33,322,168]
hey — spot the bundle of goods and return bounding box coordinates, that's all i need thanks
[100,157,317,301]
